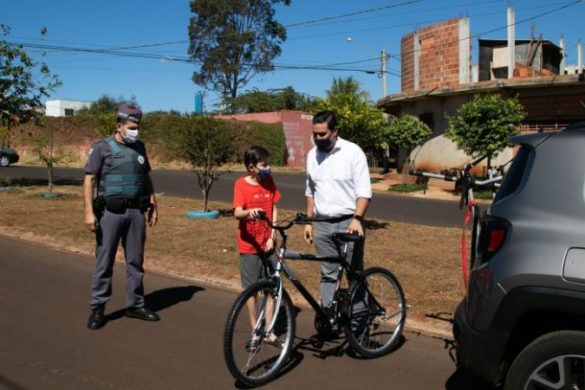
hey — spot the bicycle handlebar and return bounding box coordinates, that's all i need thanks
[410,170,458,182]
[409,154,505,209]
[255,211,354,231]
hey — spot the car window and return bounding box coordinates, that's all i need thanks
[494,146,532,202]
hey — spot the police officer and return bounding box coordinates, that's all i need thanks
[83,104,160,330]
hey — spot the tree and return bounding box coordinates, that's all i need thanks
[34,118,65,196]
[385,114,432,175]
[225,86,314,113]
[446,94,526,168]
[326,76,369,100]
[175,117,236,211]
[188,0,290,106]
[313,79,389,152]
[386,114,432,153]
[0,25,61,147]
[77,94,138,115]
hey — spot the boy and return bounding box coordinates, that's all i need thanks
[233,145,281,350]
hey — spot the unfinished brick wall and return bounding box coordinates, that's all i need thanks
[402,18,465,92]
[401,33,415,92]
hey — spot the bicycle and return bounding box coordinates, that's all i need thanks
[223,212,406,386]
[410,154,504,284]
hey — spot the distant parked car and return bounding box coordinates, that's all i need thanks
[0,148,19,167]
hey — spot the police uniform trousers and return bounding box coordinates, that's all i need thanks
[91,208,146,309]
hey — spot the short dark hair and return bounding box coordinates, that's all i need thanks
[244,145,271,168]
[312,110,338,131]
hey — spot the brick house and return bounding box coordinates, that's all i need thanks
[378,16,585,137]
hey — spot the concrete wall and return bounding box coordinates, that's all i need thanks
[214,110,314,168]
[393,95,473,136]
[387,83,585,136]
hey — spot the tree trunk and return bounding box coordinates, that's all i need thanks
[48,163,54,194]
[382,146,390,174]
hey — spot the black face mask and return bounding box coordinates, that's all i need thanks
[314,137,333,152]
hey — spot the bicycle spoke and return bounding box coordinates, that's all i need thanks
[344,268,406,358]
[224,281,296,386]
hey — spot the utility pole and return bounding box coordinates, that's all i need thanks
[347,36,388,98]
[381,48,387,97]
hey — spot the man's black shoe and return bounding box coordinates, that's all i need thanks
[87,306,106,330]
[126,307,160,321]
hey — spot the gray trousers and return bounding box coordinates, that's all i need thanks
[91,208,146,309]
[314,219,364,308]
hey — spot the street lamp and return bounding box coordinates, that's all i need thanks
[346,37,388,97]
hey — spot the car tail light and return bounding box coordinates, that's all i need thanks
[477,216,509,263]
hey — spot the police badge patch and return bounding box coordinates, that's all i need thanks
[138,155,145,165]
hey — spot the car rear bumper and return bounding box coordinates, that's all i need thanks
[453,300,509,385]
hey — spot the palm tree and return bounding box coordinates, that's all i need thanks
[326,76,369,99]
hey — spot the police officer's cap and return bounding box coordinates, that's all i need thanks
[117,104,142,124]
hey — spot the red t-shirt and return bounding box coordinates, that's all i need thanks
[233,176,281,254]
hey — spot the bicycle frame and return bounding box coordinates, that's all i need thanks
[258,214,379,333]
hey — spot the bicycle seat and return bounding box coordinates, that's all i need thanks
[332,232,363,242]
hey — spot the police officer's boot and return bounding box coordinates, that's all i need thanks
[87,305,106,330]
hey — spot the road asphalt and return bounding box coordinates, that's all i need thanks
[0,235,495,389]
[2,166,468,227]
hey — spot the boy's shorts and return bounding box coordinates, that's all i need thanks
[239,252,278,289]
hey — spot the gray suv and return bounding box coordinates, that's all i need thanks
[454,121,585,389]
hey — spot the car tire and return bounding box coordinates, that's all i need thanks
[0,156,9,167]
[504,330,585,390]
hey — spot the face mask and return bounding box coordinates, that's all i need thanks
[122,129,139,144]
[257,167,271,180]
[314,137,333,152]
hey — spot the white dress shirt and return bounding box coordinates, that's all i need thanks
[305,137,372,217]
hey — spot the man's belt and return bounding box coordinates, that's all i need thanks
[315,214,354,223]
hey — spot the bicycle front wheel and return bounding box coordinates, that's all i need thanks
[223,280,296,386]
[344,267,406,358]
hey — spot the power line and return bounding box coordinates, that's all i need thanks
[285,0,425,28]
[10,40,389,75]
[286,0,503,30]
[394,0,582,60]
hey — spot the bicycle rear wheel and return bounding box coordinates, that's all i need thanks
[344,267,406,358]
[223,280,296,386]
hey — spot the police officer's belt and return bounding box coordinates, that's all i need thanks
[105,197,150,212]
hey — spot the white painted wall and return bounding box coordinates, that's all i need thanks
[45,99,91,117]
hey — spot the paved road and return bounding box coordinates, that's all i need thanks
[0,235,494,389]
[2,166,466,227]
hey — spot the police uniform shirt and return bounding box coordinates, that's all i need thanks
[85,135,151,196]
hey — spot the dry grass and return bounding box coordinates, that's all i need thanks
[0,185,466,320]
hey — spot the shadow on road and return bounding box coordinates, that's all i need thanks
[105,285,203,321]
[145,285,204,311]
[445,368,496,389]
[233,351,305,389]
[364,219,389,231]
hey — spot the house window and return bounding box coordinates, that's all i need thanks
[64,108,75,116]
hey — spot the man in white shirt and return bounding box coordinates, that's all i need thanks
[303,110,372,309]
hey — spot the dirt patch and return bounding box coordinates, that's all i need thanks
[0,185,468,339]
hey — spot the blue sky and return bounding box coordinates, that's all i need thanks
[3,0,584,112]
